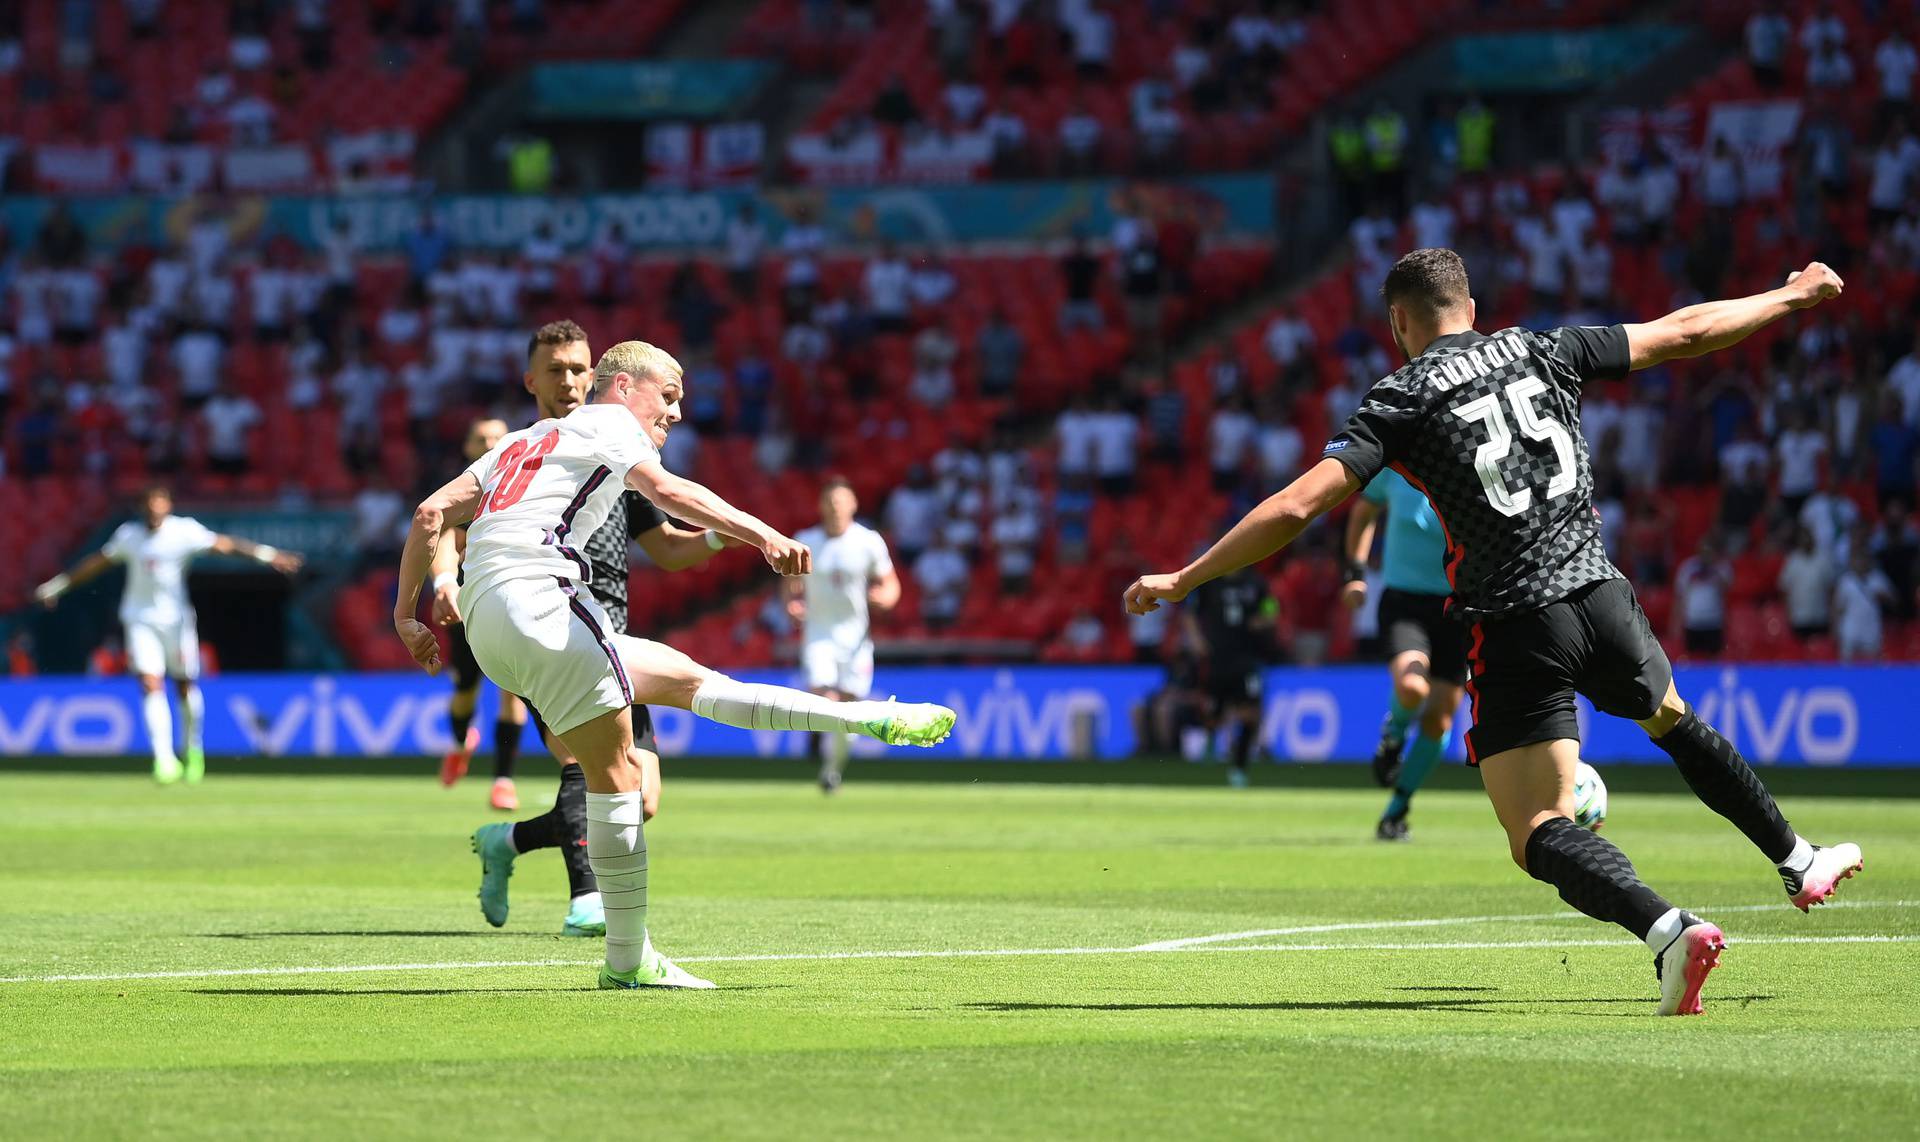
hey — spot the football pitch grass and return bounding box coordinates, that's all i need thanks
[2,765,1917,1140]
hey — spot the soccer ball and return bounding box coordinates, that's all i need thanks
[1573,762,1608,831]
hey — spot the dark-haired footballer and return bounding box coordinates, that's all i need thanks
[1126,248,1863,1016]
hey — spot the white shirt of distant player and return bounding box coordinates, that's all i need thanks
[459,404,660,611]
[103,514,219,625]
[795,522,893,651]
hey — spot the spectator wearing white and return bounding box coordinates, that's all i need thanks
[286,324,326,410]
[885,467,942,563]
[1066,2,1114,78]
[943,76,986,127]
[1775,406,1827,514]
[1056,396,1098,480]
[1868,125,1920,229]
[1131,79,1183,160]
[1806,41,1855,92]
[172,328,225,406]
[51,265,102,345]
[333,346,388,466]
[189,266,237,335]
[1639,149,1681,242]
[11,262,53,345]
[1347,206,1398,290]
[1746,6,1791,87]
[1262,312,1315,373]
[1878,29,1918,121]
[1549,179,1597,258]
[909,320,959,407]
[1701,137,1744,211]
[1409,192,1456,252]
[908,251,956,309]
[226,94,275,145]
[520,222,563,303]
[377,282,426,347]
[1834,547,1895,660]
[248,258,297,341]
[982,108,1028,167]
[724,202,765,298]
[781,316,831,366]
[1779,527,1835,640]
[1800,473,1861,561]
[1207,394,1258,493]
[779,205,827,301]
[1058,96,1102,173]
[863,241,913,333]
[353,476,408,561]
[913,537,970,629]
[200,383,262,476]
[990,493,1041,592]
[1890,327,1920,425]
[103,312,147,391]
[1089,395,1139,496]
[976,309,1025,398]
[1256,400,1304,487]
[1675,534,1733,657]
[1799,3,1847,56]
[1512,212,1566,310]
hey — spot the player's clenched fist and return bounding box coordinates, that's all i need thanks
[1784,262,1843,308]
[395,617,443,674]
[762,534,812,577]
[1124,572,1189,615]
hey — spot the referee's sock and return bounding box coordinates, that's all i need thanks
[1385,733,1444,819]
[584,790,648,974]
[491,717,522,780]
[1651,706,1796,864]
[1382,696,1418,744]
[1524,816,1673,939]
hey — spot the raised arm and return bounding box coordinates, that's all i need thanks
[1124,457,1363,615]
[626,460,810,577]
[393,471,483,673]
[1341,495,1382,608]
[209,534,303,574]
[33,551,119,608]
[634,521,728,572]
[1623,262,1843,370]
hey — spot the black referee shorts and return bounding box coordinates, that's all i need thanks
[525,701,659,756]
[1377,588,1469,685]
[1463,578,1673,766]
[448,622,484,692]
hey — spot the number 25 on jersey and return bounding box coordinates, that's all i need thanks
[1452,376,1576,518]
[477,431,559,517]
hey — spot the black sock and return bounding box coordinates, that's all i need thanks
[492,718,523,780]
[554,765,596,898]
[1524,817,1672,939]
[510,765,572,852]
[1229,720,1255,770]
[1652,707,1795,864]
[449,706,473,746]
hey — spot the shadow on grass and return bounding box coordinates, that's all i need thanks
[190,984,795,997]
[961,995,1775,1013]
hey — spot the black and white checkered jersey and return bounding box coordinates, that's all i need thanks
[1322,325,1631,621]
[579,491,668,633]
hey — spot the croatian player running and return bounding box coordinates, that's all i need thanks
[34,485,303,782]
[394,340,956,989]
[447,321,733,938]
[1342,468,1467,840]
[436,416,532,810]
[1126,250,1862,1015]
[786,476,901,793]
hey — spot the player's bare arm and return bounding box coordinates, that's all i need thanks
[634,522,730,572]
[428,527,466,626]
[1623,261,1843,370]
[625,460,811,577]
[394,471,483,673]
[1125,458,1363,615]
[210,535,304,574]
[867,566,902,612]
[1342,496,1382,609]
[32,550,118,607]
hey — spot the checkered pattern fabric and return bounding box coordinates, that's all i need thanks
[1325,325,1630,621]
[580,491,667,634]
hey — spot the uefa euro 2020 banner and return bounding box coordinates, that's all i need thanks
[0,665,1908,767]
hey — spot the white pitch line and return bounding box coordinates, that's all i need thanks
[1129,898,1918,951]
[2,920,1913,986]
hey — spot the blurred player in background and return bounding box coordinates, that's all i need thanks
[436,416,531,810]
[395,339,955,988]
[786,476,900,793]
[1128,252,1863,1016]
[1342,468,1467,840]
[436,323,737,937]
[34,485,303,783]
[1183,567,1276,788]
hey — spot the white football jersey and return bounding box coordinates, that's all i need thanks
[794,522,894,651]
[460,403,659,611]
[102,515,219,626]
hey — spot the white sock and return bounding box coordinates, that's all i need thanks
[585,791,648,974]
[820,732,850,779]
[1644,906,1687,955]
[142,690,177,764]
[1777,835,1813,873]
[692,676,880,736]
[181,685,205,753]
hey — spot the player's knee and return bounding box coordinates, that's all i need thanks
[137,674,163,694]
[1395,672,1429,708]
[1636,682,1687,738]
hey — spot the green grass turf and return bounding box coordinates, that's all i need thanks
[1,767,1916,1140]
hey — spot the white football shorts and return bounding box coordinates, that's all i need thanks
[462,577,642,736]
[801,637,874,698]
[125,617,202,680]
